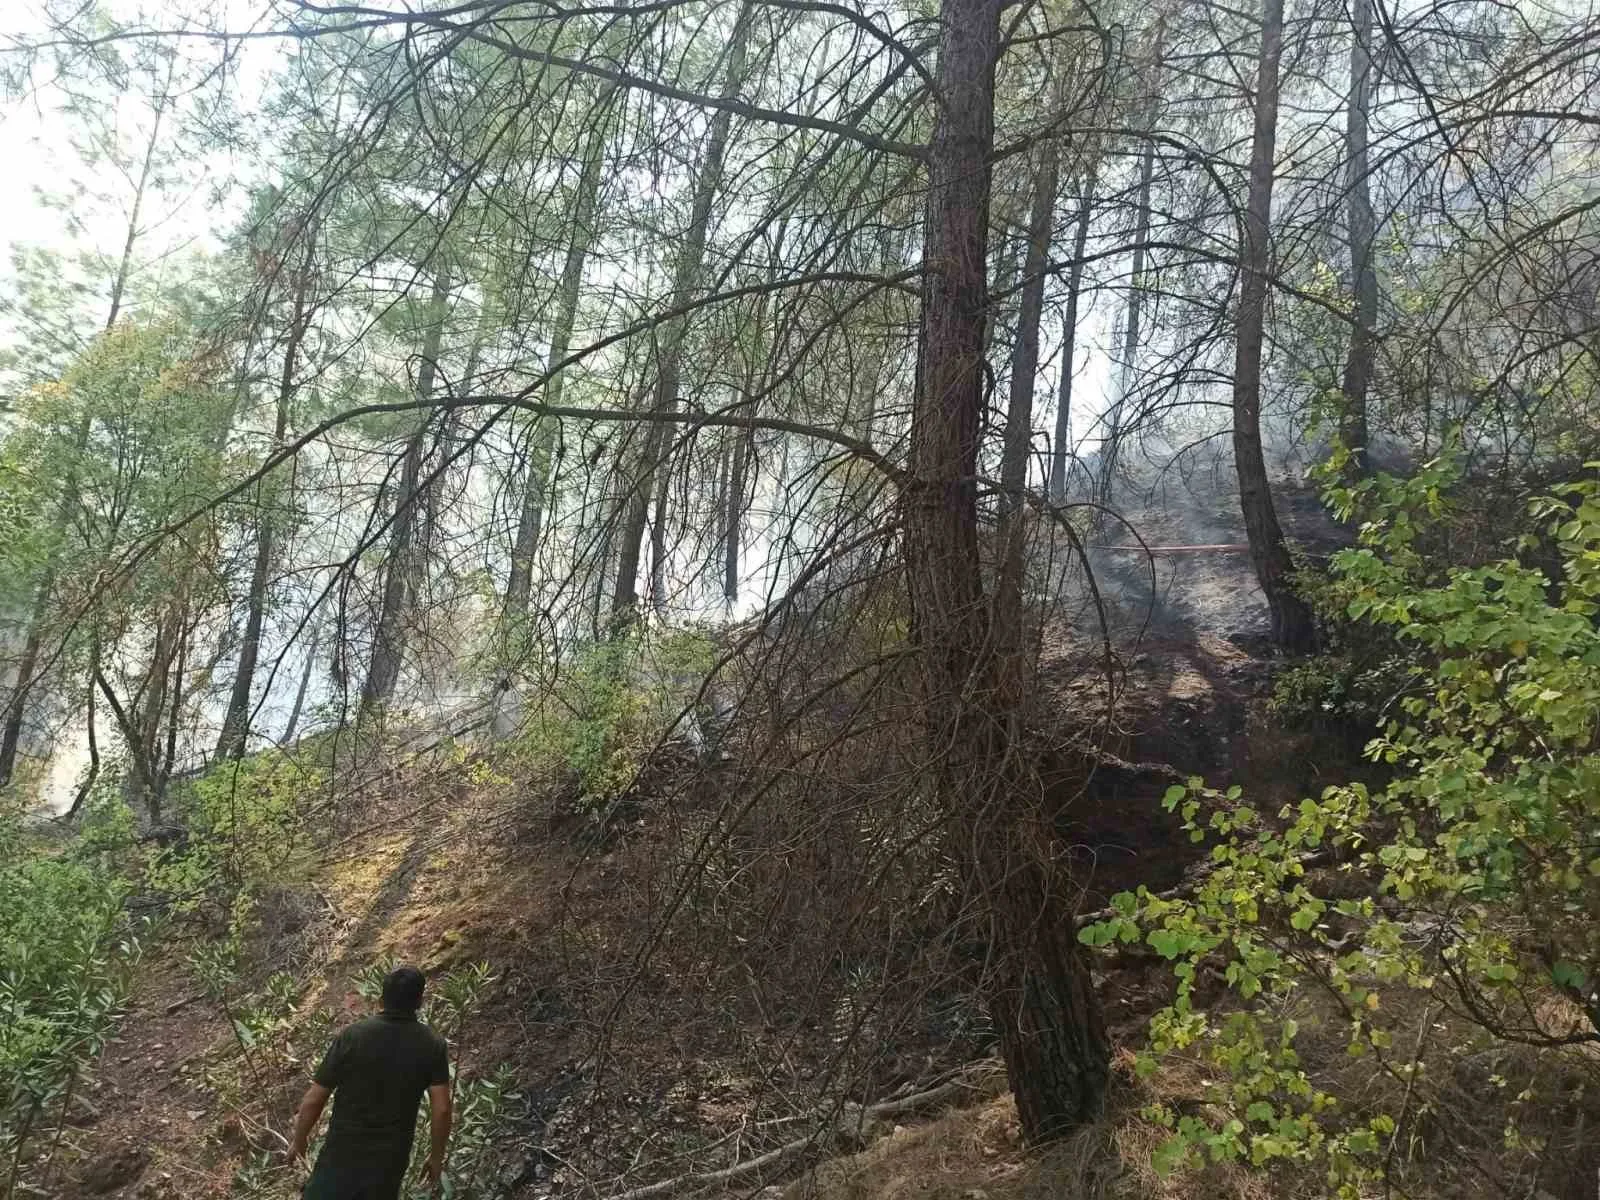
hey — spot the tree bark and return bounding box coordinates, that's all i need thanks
[1048,177,1095,501]
[612,8,750,629]
[361,274,450,716]
[906,0,1108,1142]
[215,249,314,761]
[503,92,616,622]
[1233,0,1315,650]
[1340,0,1377,475]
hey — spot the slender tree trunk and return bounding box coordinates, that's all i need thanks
[996,143,1058,633]
[1340,0,1377,475]
[1098,138,1156,509]
[648,418,676,612]
[906,0,1108,1143]
[0,87,171,786]
[420,328,483,559]
[280,622,320,746]
[103,62,171,331]
[612,7,750,629]
[362,274,451,715]
[119,601,182,823]
[215,258,314,761]
[1048,177,1095,501]
[724,425,754,605]
[723,246,780,607]
[504,93,616,622]
[155,605,191,806]
[0,585,53,788]
[1234,0,1315,650]
[62,671,99,821]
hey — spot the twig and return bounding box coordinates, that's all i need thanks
[601,1063,1005,1200]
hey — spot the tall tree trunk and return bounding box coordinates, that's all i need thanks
[723,240,781,607]
[103,60,172,331]
[420,325,484,560]
[1048,177,1095,501]
[648,420,675,611]
[612,7,750,629]
[1099,136,1157,509]
[215,255,314,761]
[362,274,451,716]
[996,143,1059,633]
[1234,0,1315,650]
[906,0,1108,1143]
[723,424,754,605]
[1340,0,1377,475]
[0,86,171,787]
[280,622,320,746]
[503,93,616,622]
[0,586,53,788]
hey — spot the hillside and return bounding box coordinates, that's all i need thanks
[6,0,1600,1197]
[37,624,1264,1200]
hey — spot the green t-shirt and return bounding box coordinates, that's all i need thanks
[314,1011,450,1169]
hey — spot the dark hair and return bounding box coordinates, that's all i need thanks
[381,965,427,1013]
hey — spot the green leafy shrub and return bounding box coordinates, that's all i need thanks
[1084,461,1600,1195]
[511,626,718,814]
[0,797,139,1198]
[148,750,323,914]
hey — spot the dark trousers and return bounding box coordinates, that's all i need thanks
[302,1157,408,1200]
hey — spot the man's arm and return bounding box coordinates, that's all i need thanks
[419,1083,453,1187]
[289,1084,331,1162]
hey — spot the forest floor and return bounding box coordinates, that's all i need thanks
[50,627,1375,1200]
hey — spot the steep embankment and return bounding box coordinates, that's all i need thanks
[53,628,1347,1200]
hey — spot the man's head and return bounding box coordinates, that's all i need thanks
[380,965,427,1014]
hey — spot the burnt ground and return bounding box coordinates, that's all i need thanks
[50,615,1352,1200]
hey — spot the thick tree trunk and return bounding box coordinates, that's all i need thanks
[1234,0,1315,651]
[1048,178,1095,501]
[1340,0,1377,475]
[612,9,749,629]
[215,261,313,761]
[362,274,450,715]
[504,95,615,622]
[906,0,1108,1142]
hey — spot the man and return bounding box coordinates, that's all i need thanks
[289,965,453,1199]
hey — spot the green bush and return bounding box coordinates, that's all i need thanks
[511,626,718,814]
[0,795,139,1198]
[148,750,323,913]
[1085,459,1600,1195]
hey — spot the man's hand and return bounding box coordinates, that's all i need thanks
[288,1083,330,1183]
[418,1154,445,1193]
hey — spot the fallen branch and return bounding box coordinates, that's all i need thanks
[602,1062,1006,1200]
